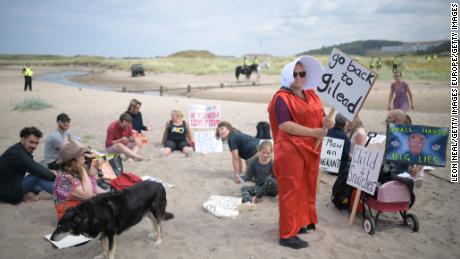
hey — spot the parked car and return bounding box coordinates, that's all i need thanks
[131,64,145,77]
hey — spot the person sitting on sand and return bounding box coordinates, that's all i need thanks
[53,143,105,220]
[126,98,150,134]
[0,127,56,204]
[215,121,260,181]
[160,110,194,157]
[43,113,81,170]
[236,140,278,205]
[105,112,148,162]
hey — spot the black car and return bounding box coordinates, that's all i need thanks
[131,63,145,77]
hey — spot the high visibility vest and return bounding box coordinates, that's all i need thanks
[23,67,33,77]
[253,58,259,65]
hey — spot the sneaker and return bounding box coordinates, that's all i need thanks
[279,236,309,249]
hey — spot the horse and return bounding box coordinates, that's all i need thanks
[235,61,270,82]
[235,64,258,81]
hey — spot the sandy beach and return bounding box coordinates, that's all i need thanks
[0,66,458,259]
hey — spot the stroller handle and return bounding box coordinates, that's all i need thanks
[365,132,378,147]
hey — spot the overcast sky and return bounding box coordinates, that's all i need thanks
[0,0,451,57]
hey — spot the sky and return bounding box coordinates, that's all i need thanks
[0,0,452,57]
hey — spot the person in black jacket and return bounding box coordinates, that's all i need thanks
[0,127,56,204]
[127,98,150,133]
[326,113,351,175]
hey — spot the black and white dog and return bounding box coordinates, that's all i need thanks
[51,181,174,259]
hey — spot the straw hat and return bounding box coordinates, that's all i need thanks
[56,143,90,164]
[280,55,324,90]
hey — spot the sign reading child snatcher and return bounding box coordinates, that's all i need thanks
[319,137,345,174]
[385,123,449,167]
[347,146,384,196]
[316,48,377,121]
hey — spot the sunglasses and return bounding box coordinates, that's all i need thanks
[293,71,306,78]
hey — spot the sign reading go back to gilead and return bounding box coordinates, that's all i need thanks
[316,48,377,121]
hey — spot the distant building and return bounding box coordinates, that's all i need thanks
[381,40,446,54]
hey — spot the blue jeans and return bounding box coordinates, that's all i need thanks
[21,175,53,195]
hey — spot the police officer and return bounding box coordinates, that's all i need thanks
[23,64,33,91]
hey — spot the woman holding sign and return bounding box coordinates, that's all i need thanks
[268,56,329,249]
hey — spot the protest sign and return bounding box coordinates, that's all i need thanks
[189,104,221,129]
[385,123,449,167]
[319,137,345,174]
[316,48,377,121]
[347,145,384,196]
[194,131,223,154]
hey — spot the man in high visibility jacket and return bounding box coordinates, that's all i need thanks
[22,64,33,91]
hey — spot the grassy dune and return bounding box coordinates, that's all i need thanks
[0,54,448,81]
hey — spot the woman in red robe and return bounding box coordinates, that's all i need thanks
[268,57,328,249]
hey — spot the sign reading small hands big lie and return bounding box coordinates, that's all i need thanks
[316,48,378,122]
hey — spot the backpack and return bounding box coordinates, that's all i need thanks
[255,121,271,140]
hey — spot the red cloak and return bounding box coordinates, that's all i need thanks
[267,88,324,238]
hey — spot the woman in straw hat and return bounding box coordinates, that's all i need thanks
[52,143,105,220]
[267,56,330,249]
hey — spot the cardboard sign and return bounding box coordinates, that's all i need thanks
[319,137,345,174]
[316,48,377,121]
[194,131,223,154]
[385,123,449,167]
[189,104,221,129]
[347,146,384,195]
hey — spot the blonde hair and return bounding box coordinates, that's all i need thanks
[258,140,273,152]
[171,110,184,119]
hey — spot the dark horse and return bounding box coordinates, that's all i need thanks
[235,64,258,81]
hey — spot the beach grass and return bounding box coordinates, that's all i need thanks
[0,54,448,81]
[13,97,53,112]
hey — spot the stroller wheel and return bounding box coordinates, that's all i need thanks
[405,213,419,232]
[363,216,376,235]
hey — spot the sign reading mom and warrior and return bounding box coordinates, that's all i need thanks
[316,48,377,121]
[385,124,449,167]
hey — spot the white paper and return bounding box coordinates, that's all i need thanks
[44,234,91,249]
[369,134,386,144]
[202,195,242,218]
[194,131,223,154]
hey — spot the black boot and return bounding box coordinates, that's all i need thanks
[279,236,309,249]
[298,227,307,234]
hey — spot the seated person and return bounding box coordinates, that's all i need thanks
[236,141,278,204]
[126,98,150,134]
[326,113,351,174]
[44,113,79,170]
[53,143,105,220]
[161,110,194,157]
[345,115,367,155]
[0,127,56,204]
[106,112,148,162]
[216,121,260,180]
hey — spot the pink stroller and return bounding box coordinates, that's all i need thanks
[361,180,419,235]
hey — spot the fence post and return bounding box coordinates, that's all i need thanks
[160,86,164,96]
[187,84,191,93]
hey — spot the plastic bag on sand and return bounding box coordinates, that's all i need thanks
[202,195,242,218]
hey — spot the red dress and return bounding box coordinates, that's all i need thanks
[267,88,324,238]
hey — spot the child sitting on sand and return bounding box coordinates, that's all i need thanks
[236,140,278,204]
